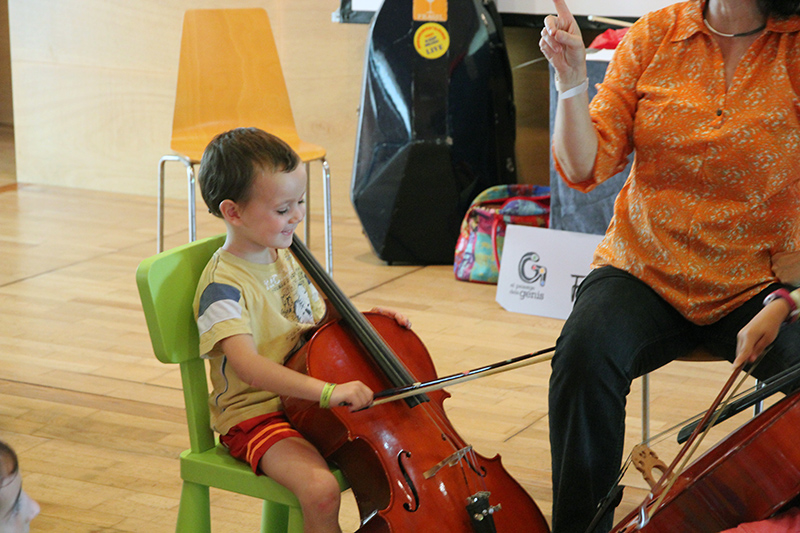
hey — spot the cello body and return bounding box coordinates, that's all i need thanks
[283,311,550,532]
[612,389,800,532]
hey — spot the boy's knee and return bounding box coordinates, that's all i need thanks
[298,470,341,516]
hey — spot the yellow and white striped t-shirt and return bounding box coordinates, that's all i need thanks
[193,248,326,435]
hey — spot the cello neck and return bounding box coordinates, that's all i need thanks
[290,238,427,407]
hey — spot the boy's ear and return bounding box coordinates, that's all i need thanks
[219,199,242,225]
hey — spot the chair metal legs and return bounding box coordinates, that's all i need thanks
[320,158,333,275]
[641,372,764,441]
[158,154,196,253]
[158,155,332,274]
[642,373,651,442]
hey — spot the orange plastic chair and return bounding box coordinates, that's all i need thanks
[158,8,332,273]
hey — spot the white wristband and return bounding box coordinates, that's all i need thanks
[558,78,589,100]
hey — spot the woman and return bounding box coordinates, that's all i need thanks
[539,0,800,531]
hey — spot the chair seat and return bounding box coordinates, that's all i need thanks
[180,444,349,506]
[170,135,326,164]
[678,347,721,362]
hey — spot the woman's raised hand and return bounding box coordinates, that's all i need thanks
[539,0,587,89]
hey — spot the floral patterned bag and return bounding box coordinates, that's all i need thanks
[454,184,550,284]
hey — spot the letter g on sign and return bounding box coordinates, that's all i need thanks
[518,252,547,286]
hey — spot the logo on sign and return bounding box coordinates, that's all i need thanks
[518,252,547,286]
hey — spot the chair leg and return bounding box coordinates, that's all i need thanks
[157,154,196,253]
[642,373,650,442]
[321,158,332,275]
[176,480,211,533]
[260,499,303,533]
[301,159,333,275]
[754,379,763,416]
[286,505,304,533]
[303,161,311,247]
[187,164,197,244]
[642,372,764,447]
[260,500,287,533]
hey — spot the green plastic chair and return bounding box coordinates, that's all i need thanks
[136,234,348,533]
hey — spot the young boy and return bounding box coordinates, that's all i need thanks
[0,440,40,533]
[193,127,408,533]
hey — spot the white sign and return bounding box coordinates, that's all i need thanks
[495,225,603,320]
[351,0,674,18]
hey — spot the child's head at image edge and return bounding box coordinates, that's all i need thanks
[0,440,40,533]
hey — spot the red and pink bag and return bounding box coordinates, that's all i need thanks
[454,184,550,284]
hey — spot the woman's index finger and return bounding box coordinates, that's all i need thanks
[551,0,574,22]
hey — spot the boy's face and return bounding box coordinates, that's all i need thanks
[0,470,39,533]
[232,166,307,251]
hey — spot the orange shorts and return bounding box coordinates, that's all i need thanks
[220,412,304,474]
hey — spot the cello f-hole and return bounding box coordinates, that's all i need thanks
[470,463,488,478]
[398,450,420,512]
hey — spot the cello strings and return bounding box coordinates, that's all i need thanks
[415,384,491,495]
[639,346,797,450]
[610,354,771,526]
[290,237,527,523]
[643,356,763,523]
[291,238,476,495]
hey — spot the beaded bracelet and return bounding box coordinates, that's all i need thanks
[763,288,800,323]
[319,382,336,409]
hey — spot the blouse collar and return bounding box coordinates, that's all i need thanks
[672,0,800,42]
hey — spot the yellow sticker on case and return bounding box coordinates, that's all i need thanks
[414,22,450,60]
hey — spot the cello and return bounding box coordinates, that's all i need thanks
[612,365,800,532]
[282,239,549,532]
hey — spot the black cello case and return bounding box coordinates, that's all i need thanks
[351,0,517,264]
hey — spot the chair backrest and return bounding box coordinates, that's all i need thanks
[136,234,226,452]
[170,8,301,160]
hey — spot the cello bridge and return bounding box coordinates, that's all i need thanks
[423,445,472,479]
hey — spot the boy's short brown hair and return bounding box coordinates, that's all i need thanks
[198,127,301,218]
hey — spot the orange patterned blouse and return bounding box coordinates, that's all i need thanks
[556,0,800,325]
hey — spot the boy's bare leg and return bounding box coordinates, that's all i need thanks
[259,437,343,533]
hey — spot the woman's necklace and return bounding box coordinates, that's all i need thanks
[703,17,766,38]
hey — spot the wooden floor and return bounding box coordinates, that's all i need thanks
[0,143,769,531]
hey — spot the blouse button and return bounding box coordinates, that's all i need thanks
[716,109,723,116]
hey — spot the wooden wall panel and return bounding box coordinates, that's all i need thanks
[7,0,369,205]
[6,0,551,209]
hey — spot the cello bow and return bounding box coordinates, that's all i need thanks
[612,354,800,531]
[365,346,555,409]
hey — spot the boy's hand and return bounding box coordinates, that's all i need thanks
[331,380,374,411]
[370,306,412,329]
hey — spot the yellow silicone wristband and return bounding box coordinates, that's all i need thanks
[320,382,336,409]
